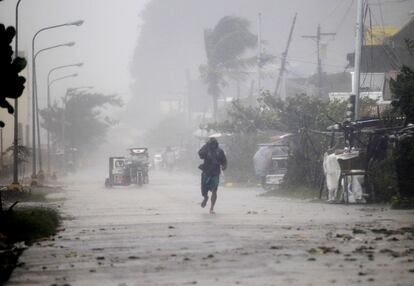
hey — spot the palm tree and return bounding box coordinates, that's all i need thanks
[200,16,257,122]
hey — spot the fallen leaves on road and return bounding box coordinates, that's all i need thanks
[64,251,77,258]
[203,254,214,259]
[308,246,340,255]
[352,228,366,234]
[335,233,353,240]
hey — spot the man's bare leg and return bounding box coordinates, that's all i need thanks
[210,190,217,214]
[201,195,208,208]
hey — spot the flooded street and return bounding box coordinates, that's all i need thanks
[6,171,414,286]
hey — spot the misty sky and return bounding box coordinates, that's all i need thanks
[1,0,413,122]
[0,0,149,109]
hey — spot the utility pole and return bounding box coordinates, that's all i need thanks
[353,0,365,121]
[302,25,335,98]
[274,13,297,98]
[257,13,262,99]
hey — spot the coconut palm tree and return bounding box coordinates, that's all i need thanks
[200,16,257,122]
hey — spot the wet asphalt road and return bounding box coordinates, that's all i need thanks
[6,171,414,286]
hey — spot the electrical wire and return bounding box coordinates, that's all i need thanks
[334,0,355,34]
[272,54,346,69]
[321,0,348,25]
[366,4,402,68]
[368,0,413,5]
[376,0,386,31]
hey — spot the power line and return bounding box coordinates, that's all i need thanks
[368,0,414,5]
[321,0,349,24]
[334,0,355,34]
[283,57,346,68]
[376,0,386,30]
[270,52,346,68]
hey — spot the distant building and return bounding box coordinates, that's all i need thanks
[159,95,184,115]
[329,18,414,107]
[285,72,352,100]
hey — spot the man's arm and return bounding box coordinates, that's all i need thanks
[198,144,209,159]
[220,150,227,170]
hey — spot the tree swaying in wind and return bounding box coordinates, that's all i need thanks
[40,90,122,157]
[200,16,257,122]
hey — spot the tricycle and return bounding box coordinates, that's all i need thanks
[105,148,149,188]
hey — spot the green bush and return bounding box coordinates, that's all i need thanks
[394,136,414,198]
[369,157,399,202]
[1,207,60,244]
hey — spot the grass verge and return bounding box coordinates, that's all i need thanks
[390,195,414,209]
[0,207,60,284]
[1,207,60,243]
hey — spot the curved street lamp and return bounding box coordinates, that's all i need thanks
[47,63,83,90]
[49,73,79,90]
[47,73,79,173]
[67,86,94,93]
[34,42,75,61]
[31,20,84,185]
[47,71,81,173]
[45,62,83,173]
[33,42,76,176]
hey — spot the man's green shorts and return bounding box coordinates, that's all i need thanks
[201,173,220,197]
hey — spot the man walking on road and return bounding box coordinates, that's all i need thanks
[198,137,227,214]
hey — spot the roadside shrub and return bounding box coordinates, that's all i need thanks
[394,136,414,198]
[390,195,414,209]
[0,206,60,283]
[0,207,60,244]
[369,157,399,202]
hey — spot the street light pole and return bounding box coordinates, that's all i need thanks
[46,63,83,173]
[34,42,75,61]
[12,0,23,186]
[257,12,262,100]
[30,20,83,185]
[46,74,79,173]
[33,43,76,175]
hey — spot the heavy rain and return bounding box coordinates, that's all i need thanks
[1,0,414,285]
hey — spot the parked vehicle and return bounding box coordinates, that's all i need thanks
[105,148,149,188]
[162,146,176,172]
[254,144,289,189]
[152,153,163,170]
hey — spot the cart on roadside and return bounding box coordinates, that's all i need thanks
[105,148,149,188]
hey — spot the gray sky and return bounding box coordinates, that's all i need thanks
[1,0,413,111]
[0,0,149,109]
